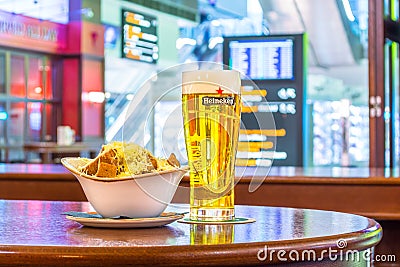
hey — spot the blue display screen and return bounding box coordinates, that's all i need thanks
[229,38,294,80]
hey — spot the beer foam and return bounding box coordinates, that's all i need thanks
[182,70,241,94]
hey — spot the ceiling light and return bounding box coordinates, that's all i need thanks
[34,86,42,94]
[82,91,105,103]
[176,38,196,49]
[342,0,355,22]
[126,94,134,101]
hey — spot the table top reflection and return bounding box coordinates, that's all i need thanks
[0,200,381,266]
[23,142,101,164]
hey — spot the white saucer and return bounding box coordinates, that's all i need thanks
[66,212,185,228]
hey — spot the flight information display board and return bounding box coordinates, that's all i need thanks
[229,38,294,80]
[223,34,305,167]
[121,9,159,64]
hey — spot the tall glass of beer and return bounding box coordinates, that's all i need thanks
[182,70,241,221]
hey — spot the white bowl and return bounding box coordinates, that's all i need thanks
[61,157,188,218]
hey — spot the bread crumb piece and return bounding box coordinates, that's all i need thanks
[167,153,180,167]
[95,162,117,177]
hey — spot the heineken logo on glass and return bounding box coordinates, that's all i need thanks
[202,87,235,106]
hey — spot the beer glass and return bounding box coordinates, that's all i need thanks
[190,224,234,244]
[182,70,241,221]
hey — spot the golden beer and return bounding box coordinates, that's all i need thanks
[190,224,234,245]
[182,70,241,221]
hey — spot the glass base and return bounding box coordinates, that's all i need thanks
[190,208,234,221]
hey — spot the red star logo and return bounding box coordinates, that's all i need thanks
[216,87,224,96]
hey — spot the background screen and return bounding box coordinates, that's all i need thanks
[121,9,158,64]
[228,38,294,80]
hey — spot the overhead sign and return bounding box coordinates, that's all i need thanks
[121,9,159,64]
[0,10,66,53]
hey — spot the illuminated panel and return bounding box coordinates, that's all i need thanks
[240,129,287,136]
[229,38,294,80]
[224,34,305,166]
[121,9,158,64]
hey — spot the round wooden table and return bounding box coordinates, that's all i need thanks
[0,200,382,266]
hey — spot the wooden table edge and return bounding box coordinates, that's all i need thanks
[0,218,382,266]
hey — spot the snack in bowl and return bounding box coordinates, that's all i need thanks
[61,141,187,218]
[78,141,181,178]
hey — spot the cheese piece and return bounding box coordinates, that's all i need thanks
[79,141,179,178]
